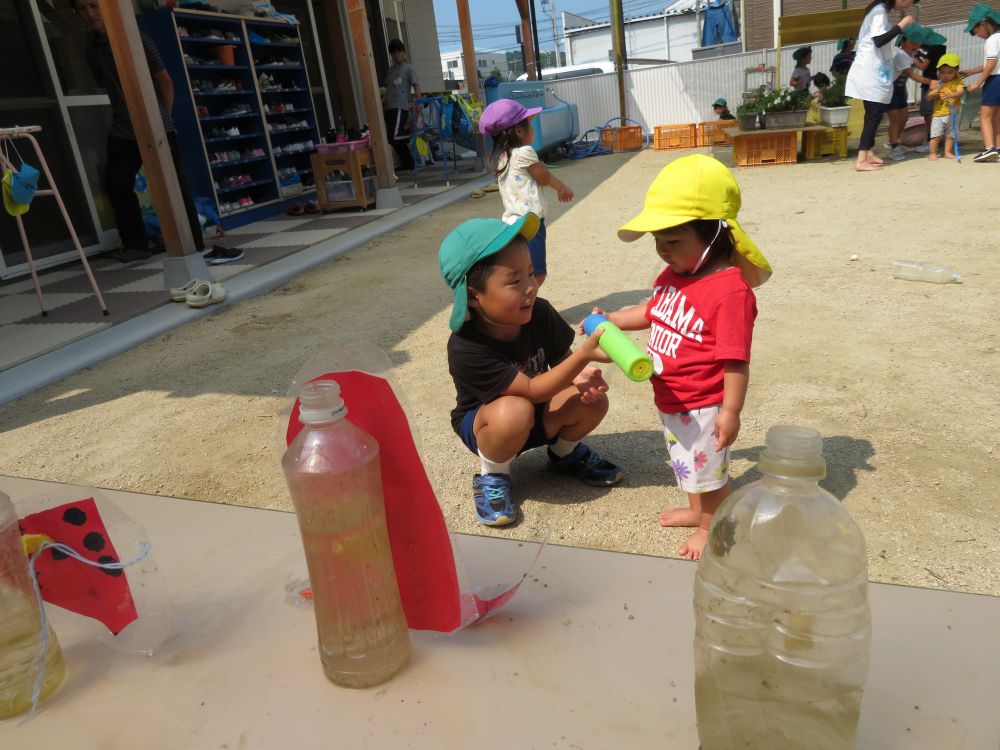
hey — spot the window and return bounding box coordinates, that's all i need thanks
[478,59,487,67]
[448,60,459,68]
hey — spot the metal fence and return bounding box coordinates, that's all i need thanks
[547,20,982,133]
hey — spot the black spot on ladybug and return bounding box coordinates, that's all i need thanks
[63,507,87,526]
[98,555,122,576]
[51,548,69,561]
[83,532,106,552]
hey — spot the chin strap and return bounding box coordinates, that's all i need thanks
[690,220,727,274]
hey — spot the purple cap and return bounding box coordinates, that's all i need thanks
[478,99,543,136]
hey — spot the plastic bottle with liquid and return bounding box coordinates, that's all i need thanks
[892,260,960,284]
[694,426,872,750]
[281,381,410,688]
[0,491,66,719]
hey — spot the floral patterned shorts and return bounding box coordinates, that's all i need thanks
[658,405,731,494]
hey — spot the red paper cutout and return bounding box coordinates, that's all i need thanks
[19,498,139,635]
[287,372,463,632]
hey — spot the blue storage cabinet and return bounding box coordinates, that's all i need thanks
[483,81,579,156]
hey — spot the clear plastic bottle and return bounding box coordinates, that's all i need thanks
[694,426,871,750]
[892,259,960,284]
[0,491,66,719]
[281,381,410,688]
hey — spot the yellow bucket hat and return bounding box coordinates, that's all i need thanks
[2,169,30,217]
[618,154,772,287]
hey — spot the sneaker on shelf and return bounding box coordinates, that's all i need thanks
[207,245,245,265]
[472,473,515,526]
[226,126,240,136]
[547,443,623,487]
[915,142,930,153]
[888,144,906,161]
[177,25,189,37]
[973,147,1000,162]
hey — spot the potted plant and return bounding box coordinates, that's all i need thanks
[760,87,810,129]
[817,73,852,126]
[735,100,760,130]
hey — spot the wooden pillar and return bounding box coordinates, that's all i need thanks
[610,0,628,124]
[99,0,195,258]
[456,0,480,96]
[345,0,397,189]
[514,0,538,79]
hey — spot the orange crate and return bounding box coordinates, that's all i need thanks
[732,130,798,167]
[599,126,644,152]
[653,123,697,150]
[802,127,848,159]
[697,120,739,147]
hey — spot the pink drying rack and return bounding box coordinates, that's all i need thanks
[1,125,108,318]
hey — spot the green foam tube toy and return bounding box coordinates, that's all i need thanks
[582,313,653,382]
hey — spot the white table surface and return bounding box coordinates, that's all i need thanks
[1,475,998,749]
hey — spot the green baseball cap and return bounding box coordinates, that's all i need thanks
[712,98,727,107]
[966,2,1000,34]
[439,214,540,332]
[793,46,812,62]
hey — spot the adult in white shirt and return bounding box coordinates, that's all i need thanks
[845,0,916,171]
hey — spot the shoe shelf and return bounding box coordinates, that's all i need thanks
[141,7,322,229]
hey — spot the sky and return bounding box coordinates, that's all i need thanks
[432,0,678,54]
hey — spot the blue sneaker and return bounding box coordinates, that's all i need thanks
[547,443,623,486]
[472,473,516,526]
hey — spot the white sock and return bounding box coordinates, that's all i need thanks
[550,437,580,458]
[478,451,512,476]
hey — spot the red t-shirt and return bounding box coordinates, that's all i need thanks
[644,266,756,413]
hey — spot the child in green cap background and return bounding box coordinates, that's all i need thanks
[960,3,1000,161]
[790,46,813,92]
[439,214,624,527]
[711,98,735,120]
[589,155,770,561]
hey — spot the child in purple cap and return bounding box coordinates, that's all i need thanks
[479,99,574,287]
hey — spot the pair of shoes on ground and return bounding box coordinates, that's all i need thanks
[286,200,320,216]
[473,443,624,526]
[202,244,245,265]
[973,147,1000,162]
[169,278,227,308]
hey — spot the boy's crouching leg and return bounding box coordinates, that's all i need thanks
[544,389,622,487]
[474,395,536,461]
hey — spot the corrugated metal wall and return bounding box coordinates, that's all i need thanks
[548,20,983,132]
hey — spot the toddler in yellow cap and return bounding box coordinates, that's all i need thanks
[593,154,771,560]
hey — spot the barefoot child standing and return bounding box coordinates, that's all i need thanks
[440,214,624,527]
[478,99,574,287]
[598,155,771,560]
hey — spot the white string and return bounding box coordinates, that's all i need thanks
[20,539,151,725]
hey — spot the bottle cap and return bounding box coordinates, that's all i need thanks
[298,380,347,424]
[758,425,826,479]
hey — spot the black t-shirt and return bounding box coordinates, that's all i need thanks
[919,44,947,86]
[447,297,574,432]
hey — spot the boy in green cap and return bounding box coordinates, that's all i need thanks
[712,98,735,120]
[961,3,1000,161]
[790,46,813,92]
[439,214,624,527]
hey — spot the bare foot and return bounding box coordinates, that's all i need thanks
[854,161,881,172]
[867,154,885,165]
[944,152,955,160]
[659,507,701,528]
[678,529,709,560]
[928,154,938,161]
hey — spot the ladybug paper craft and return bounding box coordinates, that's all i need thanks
[19,497,139,635]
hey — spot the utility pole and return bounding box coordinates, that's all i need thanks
[541,0,563,65]
[609,0,627,124]
[529,0,544,79]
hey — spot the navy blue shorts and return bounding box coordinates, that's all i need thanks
[457,402,554,456]
[884,83,908,111]
[983,75,1000,106]
[527,219,547,276]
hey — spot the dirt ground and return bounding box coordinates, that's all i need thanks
[1,145,997,596]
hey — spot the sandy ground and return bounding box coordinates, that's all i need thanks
[1,145,997,596]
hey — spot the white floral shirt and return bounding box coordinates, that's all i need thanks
[498,145,546,223]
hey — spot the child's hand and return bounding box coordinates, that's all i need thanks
[573,366,609,404]
[929,80,941,92]
[579,328,613,364]
[578,306,607,334]
[714,408,741,452]
[557,185,574,202]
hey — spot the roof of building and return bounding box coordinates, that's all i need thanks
[564,0,712,34]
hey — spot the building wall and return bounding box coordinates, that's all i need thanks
[441,51,510,82]
[744,0,972,52]
[401,0,446,92]
[567,14,702,65]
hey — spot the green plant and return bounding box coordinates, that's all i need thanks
[818,73,849,107]
[759,86,811,113]
[735,100,760,115]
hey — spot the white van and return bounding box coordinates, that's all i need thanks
[515,61,615,82]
